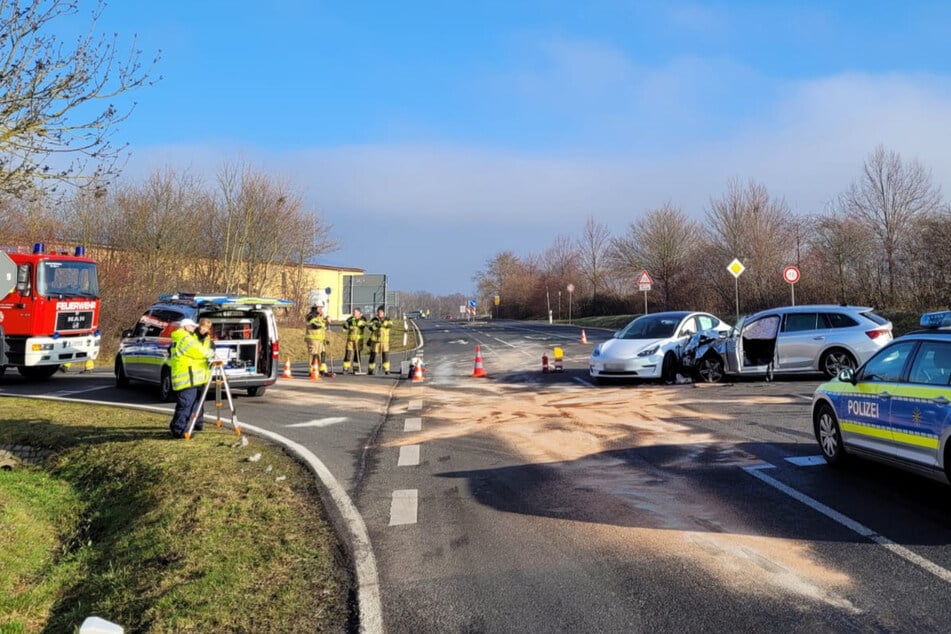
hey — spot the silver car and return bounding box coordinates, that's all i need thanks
[689,304,892,382]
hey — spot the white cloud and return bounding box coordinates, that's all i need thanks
[123,71,951,293]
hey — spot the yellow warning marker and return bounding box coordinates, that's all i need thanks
[553,346,564,372]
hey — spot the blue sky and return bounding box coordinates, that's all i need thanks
[93,1,951,295]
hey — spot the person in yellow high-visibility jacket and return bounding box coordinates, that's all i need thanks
[366,305,393,375]
[342,308,367,374]
[169,318,214,438]
[304,303,331,375]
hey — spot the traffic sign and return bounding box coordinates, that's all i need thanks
[636,270,653,286]
[783,265,800,284]
[0,252,16,297]
[468,298,477,308]
[727,258,745,278]
[493,295,500,306]
[566,283,575,293]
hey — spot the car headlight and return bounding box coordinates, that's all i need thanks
[637,344,659,357]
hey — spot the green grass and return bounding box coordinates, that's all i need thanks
[0,398,347,633]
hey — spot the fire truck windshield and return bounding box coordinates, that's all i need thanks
[38,260,99,298]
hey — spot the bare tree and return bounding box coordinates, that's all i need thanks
[806,207,877,305]
[705,179,795,312]
[576,214,611,301]
[842,145,943,305]
[473,251,538,318]
[0,0,159,196]
[610,202,702,310]
[210,162,336,296]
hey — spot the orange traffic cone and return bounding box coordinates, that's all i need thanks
[580,329,589,344]
[282,359,293,379]
[471,345,487,378]
[309,361,321,381]
[412,359,425,382]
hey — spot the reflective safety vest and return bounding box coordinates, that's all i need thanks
[345,316,366,342]
[305,310,329,341]
[367,316,393,343]
[169,328,211,391]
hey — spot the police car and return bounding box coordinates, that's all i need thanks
[115,294,291,401]
[812,310,951,483]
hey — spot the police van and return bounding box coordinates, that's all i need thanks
[115,294,291,401]
[812,310,951,484]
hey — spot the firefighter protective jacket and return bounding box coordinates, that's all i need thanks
[305,309,329,341]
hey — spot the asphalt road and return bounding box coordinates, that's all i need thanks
[4,319,951,632]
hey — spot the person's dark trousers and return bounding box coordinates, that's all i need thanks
[170,386,199,438]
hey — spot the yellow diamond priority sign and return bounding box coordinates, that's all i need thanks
[727,258,745,278]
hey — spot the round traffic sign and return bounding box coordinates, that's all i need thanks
[783,265,800,284]
[567,283,575,293]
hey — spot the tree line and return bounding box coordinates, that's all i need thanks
[472,145,949,321]
[0,163,337,337]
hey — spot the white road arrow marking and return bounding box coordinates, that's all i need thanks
[287,417,348,428]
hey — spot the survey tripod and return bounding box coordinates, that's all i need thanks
[184,360,242,440]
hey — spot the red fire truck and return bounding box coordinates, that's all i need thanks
[0,243,101,379]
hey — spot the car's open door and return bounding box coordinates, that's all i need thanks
[739,314,780,371]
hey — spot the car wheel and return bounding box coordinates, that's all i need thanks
[820,348,856,379]
[247,386,266,397]
[17,365,60,380]
[815,402,846,465]
[159,368,174,403]
[661,353,678,385]
[115,357,130,388]
[696,354,725,383]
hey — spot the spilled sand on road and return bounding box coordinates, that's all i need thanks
[387,382,859,613]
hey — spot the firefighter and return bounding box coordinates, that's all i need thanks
[341,308,367,374]
[366,305,393,375]
[169,318,215,438]
[304,302,331,375]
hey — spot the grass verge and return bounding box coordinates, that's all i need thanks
[0,398,348,633]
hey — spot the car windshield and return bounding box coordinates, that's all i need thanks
[618,315,680,340]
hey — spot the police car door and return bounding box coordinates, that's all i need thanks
[887,341,951,468]
[840,341,916,454]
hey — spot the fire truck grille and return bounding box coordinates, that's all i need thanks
[56,311,94,331]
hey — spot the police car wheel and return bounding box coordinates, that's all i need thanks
[159,369,174,403]
[815,403,846,465]
[115,357,130,388]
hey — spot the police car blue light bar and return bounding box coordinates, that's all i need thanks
[920,310,951,329]
[157,293,293,306]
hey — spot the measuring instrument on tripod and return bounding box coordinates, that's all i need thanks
[184,359,242,440]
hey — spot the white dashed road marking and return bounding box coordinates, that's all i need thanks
[745,463,951,584]
[785,455,826,466]
[389,489,419,526]
[408,399,423,411]
[398,444,420,466]
[404,417,422,432]
[286,417,348,428]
